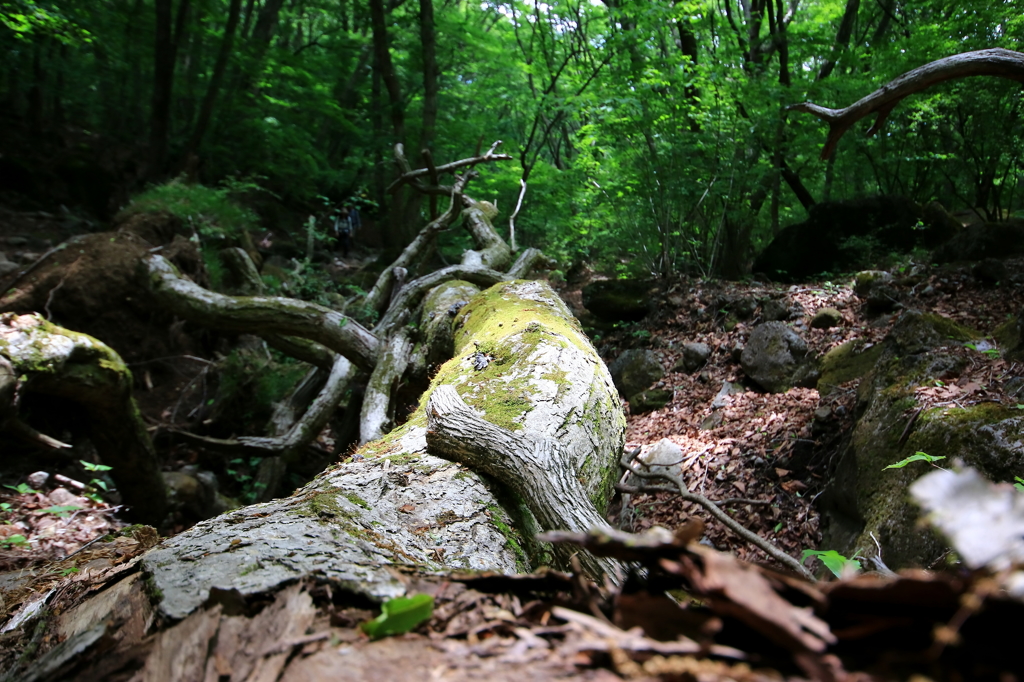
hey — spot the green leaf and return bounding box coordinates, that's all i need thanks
[81,460,113,472]
[360,594,434,640]
[1015,476,1024,492]
[5,483,38,495]
[1,534,28,547]
[41,505,81,517]
[883,452,946,471]
[801,549,861,578]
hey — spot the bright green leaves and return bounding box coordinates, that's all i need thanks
[360,594,434,640]
[883,452,946,471]
[801,549,861,578]
[0,0,92,44]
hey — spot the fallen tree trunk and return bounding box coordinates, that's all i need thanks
[138,278,625,620]
[789,48,1024,158]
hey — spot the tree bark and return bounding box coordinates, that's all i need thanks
[135,277,625,622]
[790,48,1024,159]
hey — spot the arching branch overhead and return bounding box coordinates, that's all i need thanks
[789,48,1024,159]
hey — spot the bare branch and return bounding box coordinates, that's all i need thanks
[387,141,512,193]
[145,255,379,371]
[789,48,1024,159]
[620,449,815,580]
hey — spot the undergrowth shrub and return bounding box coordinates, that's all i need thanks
[120,177,260,239]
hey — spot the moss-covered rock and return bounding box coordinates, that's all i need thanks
[817,339,883,395]
[820,310,1016,570]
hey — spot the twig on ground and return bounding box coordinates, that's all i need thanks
[620,448,815,580]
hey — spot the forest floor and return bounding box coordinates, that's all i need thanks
[2,212,1024,678]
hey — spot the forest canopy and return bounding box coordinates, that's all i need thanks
[1,0,1021,276]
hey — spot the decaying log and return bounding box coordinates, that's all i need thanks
[790,48,1024,159]
[0,313,167,524]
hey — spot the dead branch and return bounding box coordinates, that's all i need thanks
[620,448,815,580]
[789,48,1024,159]
[359,328,412,444]
[364,172,475,314]
[386,141,512,194]
[374,263,508,332]
[173,354,355,457]
[509,179,527,252]
[145,255,379,371]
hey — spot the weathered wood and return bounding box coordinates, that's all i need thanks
[427,385,619,579]
[145,255,379,371]
[359,328,413,444]
[789,48,1024,159]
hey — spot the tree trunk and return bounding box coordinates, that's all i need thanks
[139,277,625,620]
[182,0,242,160]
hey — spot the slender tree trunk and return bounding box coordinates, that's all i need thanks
[369,0,405,142]
[183,0,243,159]
[150,0,190,178]
[818,0,860,81]
[418,0,439,151]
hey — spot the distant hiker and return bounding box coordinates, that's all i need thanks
[347,204,362,232]
[334,207,353,257]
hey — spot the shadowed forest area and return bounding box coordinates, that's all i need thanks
[1,1,1024,680]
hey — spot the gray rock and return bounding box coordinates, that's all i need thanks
[629,388,673,414]
[26,471,49,489]
[638,439,684,476]
[740,322,813,393]
[679,342,711,372]
[608,349,664,398]
[810,307,843,329]
[853,270,893,296]
[761,298,791,321]
[973,258,1008,285]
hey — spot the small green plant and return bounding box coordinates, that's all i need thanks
[81,460,114,503]
[4,483,38,495]
[1,534,28,548]
[360,594,434,640]
[801,549,861,578]
[1014,476,1024,492]
[41,505,81,517]
[883,452,946,471]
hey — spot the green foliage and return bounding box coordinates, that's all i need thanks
[360,594,434,640]
[1015,476,1024,492]
[801,549,861,578]
[80,460,113,504]
[1,534,28,548]
[883,452,947,471]
[40,505,81,517]
[120,179,259,240]
[4,483,37,495]
[0,0,91,43]
[226,457,267,505]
